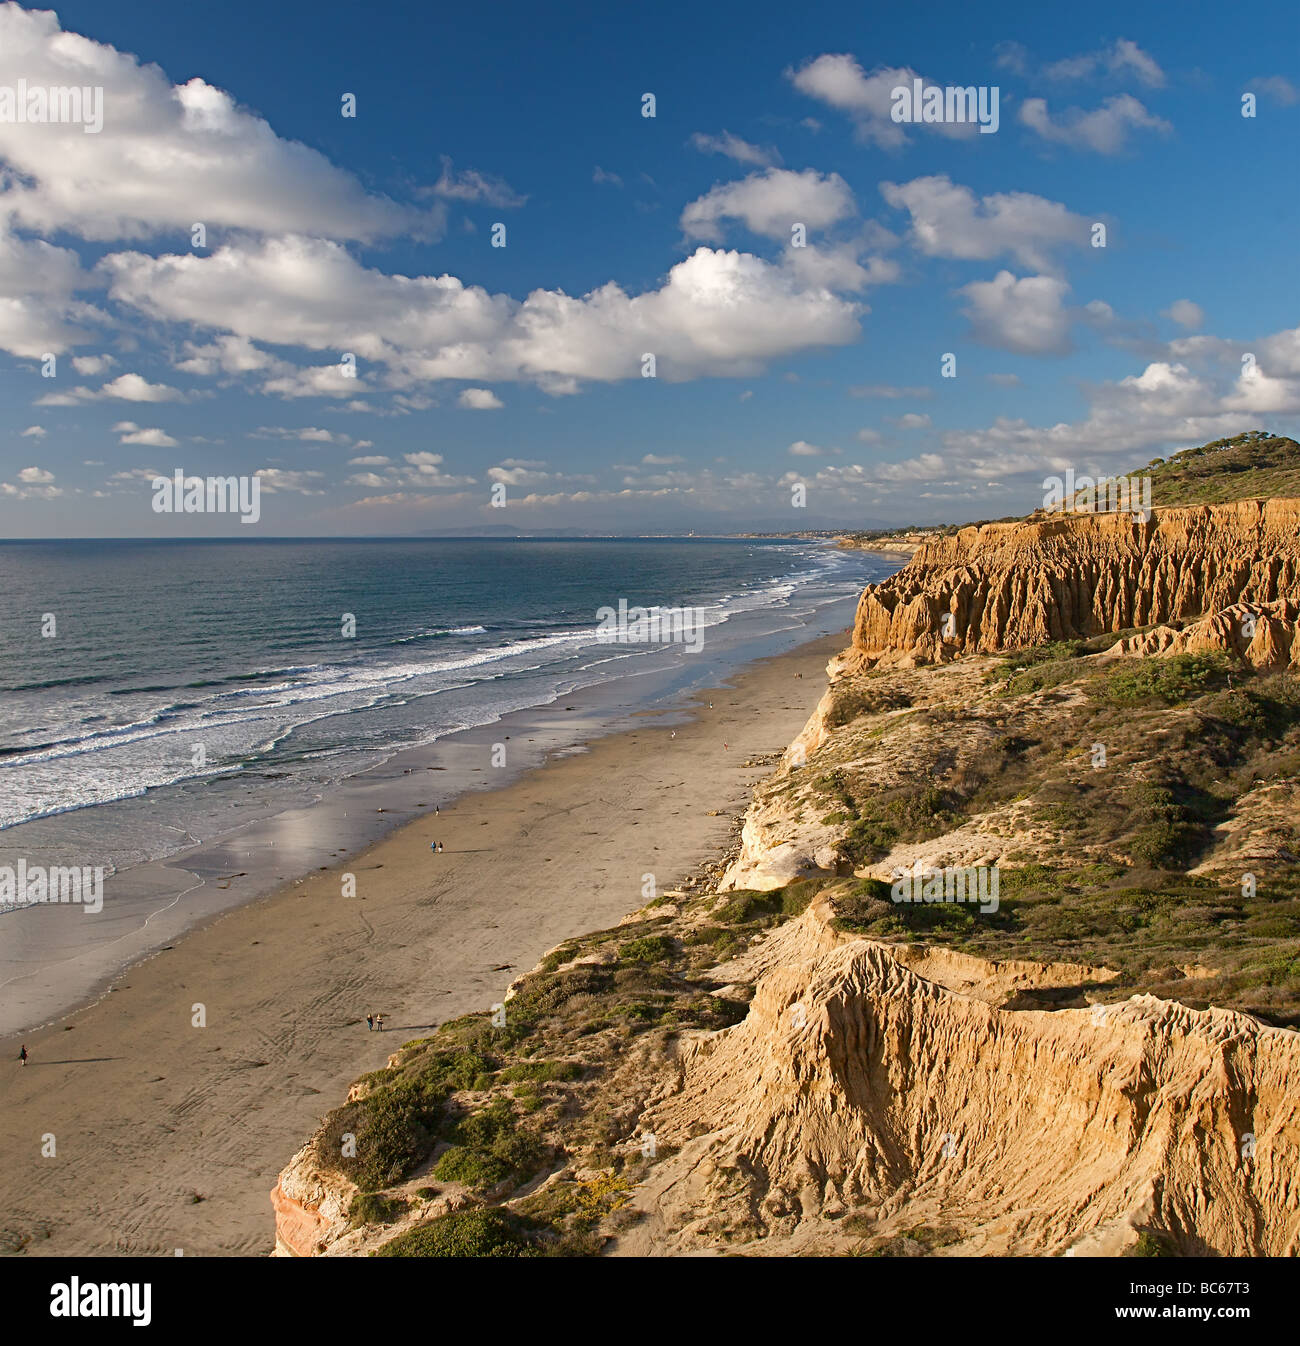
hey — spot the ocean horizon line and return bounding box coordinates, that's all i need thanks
[0,532,850,544]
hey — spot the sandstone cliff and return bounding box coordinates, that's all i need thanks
[275,882,1300,1258]
[271,1159,351,1258]
[1102,599,1300,671]
[272,489,1300,1259]
[844,498,1300,672]
[685,493,1300,1253]
[624,896,1300,1257]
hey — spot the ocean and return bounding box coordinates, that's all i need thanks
[0,537,896,1032]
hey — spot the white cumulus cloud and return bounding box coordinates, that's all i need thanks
[959,271,1073,355]
[1019,95,1171,154]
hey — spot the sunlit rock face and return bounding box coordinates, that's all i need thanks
[844,499,1300,672]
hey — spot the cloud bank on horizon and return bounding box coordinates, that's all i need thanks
[0,0,1297,533]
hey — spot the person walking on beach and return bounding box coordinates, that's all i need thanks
[366,1014,374,1032]
[376,1014,386,1032]
[19,1045,28,1066]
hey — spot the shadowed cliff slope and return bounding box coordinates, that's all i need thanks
[626,898,1300,1257]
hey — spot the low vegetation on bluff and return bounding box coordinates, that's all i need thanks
[1139,431,1300,507]
[300,898,775,1256]
[797,645,1300,1021]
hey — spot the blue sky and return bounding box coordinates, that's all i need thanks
[1,0,1297,535]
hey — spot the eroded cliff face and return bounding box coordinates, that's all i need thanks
[273,494,1300,1259]
[1104,599,1300,670]
[684,498,1300,1255]
[720,659,1029,893]
[625,899,1300,1257]
[271,1158,350,1258]
[846,499,1300,672]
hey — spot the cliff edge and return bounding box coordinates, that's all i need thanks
[844,498,1300,672]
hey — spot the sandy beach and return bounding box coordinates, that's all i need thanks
[0,630,842,1257]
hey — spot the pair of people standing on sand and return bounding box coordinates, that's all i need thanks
[365,1013,386,1032]
[430,840,444,852]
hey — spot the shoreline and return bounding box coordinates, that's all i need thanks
[0,574,885,1040]
[1,629,845,1257]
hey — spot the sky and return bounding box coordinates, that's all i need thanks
[0,0,1297,536]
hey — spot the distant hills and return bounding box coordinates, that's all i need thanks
[421,432,1300,541]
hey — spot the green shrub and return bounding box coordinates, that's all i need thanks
[715,882,816,926]
[618,935,675,964]
[497,1060,583,1084]
[995,642,1091,696]
[842,786,960,864]
[683,924,743,957]
[991,642,1088,695]
[1204,678,1300,738]
[843,815,899,864]
[1125,781,1215,869]
[374,1207,534,1257]
[1092,653,1228,706]
[824,684,912,728]
[1130,822,1204,868]
[1004,661,1086,697]
[998,640,1089,674]
[432,1146,513,1189]
[336,1077,449,1191]
[830,879,896,932]
[348,1191,405,1227]
[541,1230,605,1256]
[890,785,960,835]
[500,965,614,1040]
[432,1100,546,1192]
[817,769,858,812]
[1127,1231,1176,1258]
[316,1046,509,1190]
[891,902,978,936]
